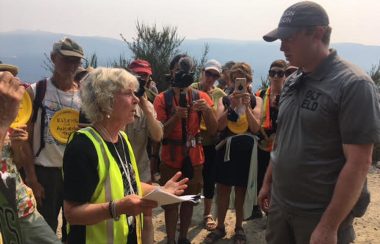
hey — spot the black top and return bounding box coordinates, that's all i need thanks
[63,130,138,243]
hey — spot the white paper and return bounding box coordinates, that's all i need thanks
[143,187,204,206]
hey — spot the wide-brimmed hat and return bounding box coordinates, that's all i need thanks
[0,62,19,76]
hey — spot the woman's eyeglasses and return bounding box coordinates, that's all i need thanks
[268,70,285,78]
[205,70,220,79]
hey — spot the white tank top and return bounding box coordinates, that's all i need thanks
[31,78,81,168]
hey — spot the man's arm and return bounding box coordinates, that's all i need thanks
[310,143,373,244]
[258,161,273,213]
[139,96,163,142]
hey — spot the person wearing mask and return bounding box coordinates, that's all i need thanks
[154,54,217,244]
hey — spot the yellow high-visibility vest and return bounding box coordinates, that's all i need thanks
[68,127,143,244]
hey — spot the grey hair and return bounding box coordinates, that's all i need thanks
[80,67,139,123]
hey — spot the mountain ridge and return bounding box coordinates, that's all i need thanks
[1,30,379,83]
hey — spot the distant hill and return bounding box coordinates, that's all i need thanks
[1,30,380,86]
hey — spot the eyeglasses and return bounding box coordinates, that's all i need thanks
[205,70,220,79]
[268,70,285,78]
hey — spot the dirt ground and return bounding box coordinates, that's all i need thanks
[152,166,380,244]
[55,166,379,243]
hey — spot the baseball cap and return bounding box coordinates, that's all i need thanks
[53,37,84,58]
[128,59,152,75]
[204,59,222,74]
[0,61,19,76]
[263,1,329,42]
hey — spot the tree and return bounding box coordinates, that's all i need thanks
[192,43,209,82]
[121,21,184,92]
[259,76,270,90]
[368,61,380,163]
[368,60,380,87]
[108,54,130,69]
[83,53,98,68]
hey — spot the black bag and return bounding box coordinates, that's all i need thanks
[181,155,194,179]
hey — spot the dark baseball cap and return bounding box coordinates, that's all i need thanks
[263,1,329,42]
[53,37,84,58]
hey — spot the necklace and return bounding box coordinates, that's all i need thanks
[96,125,135,195]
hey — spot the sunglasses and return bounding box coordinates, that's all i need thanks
[268,70,285,78]
[205,70,220,79]
[285,69,297,77]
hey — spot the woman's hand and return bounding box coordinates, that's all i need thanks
[9,125,28,142]
[241,93,252,108]
[162,171,189,196]
[117,194,158,216]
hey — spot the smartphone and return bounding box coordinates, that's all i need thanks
[234,78,247,93]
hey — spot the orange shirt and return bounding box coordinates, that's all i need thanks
[154,89,213,169]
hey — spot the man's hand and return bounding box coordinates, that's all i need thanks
[174,106,188,119]
[0,71,25,130]
[192,99,212,113]
[258,183,271,213]
[163,171,189,196]
[138,95,150,113]
[309,223,338,244]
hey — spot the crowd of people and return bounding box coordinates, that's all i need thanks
[1,1,379,244]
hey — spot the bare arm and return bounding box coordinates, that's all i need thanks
[216,98,228,131]
[258,161,273,212]
[245,95,262,134]
[163,107,186,138]
[310,144,373,243]
[139,97,163,142]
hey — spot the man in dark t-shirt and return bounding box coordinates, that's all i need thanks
[259,2,380,244]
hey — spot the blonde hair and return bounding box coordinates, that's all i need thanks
[80,67,139,122]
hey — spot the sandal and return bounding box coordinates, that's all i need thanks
[233,227,246,244]
[203,214,217,231]
[204,227,226,243]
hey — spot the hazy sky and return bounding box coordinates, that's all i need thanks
[1,0,380,45]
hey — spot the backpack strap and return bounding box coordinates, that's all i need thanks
[163,89,174,120]
[32,79,47,157]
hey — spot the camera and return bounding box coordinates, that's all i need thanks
[134,76,147,97]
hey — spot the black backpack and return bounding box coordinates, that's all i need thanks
[31,79,48,157]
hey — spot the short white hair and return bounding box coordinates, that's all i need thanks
[80,67,139,123]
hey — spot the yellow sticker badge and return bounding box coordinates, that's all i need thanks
[10,91,32,128]
[49,108,79,144]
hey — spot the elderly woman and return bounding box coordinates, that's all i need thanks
[205,63,262,244]
[63,68,188,244]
